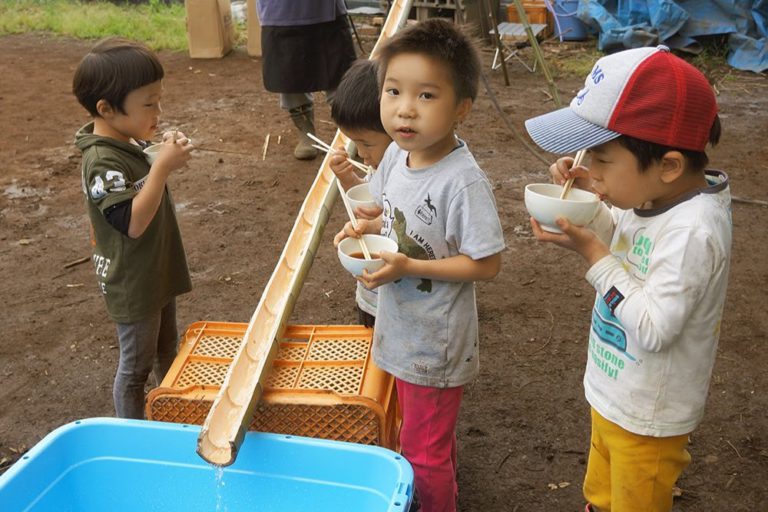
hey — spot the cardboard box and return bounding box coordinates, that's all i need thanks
[185,0,235,59]
[246,0,261,57]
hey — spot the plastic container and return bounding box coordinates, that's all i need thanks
[548,0,588,41]
[147,323,401,450]
[507,1,550,27]
[0,418,414,512]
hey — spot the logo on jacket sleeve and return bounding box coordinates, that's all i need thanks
[90,170,127,200]
[603,286,624,314]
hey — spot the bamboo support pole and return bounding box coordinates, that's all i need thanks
[510,0,561,106]
[487,0,510,86]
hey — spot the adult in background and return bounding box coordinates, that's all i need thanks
[257,0,356,160]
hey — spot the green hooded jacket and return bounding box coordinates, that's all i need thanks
[75,122,191,323]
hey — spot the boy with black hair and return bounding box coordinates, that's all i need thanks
[328,59,392,327]
[335,19,505,512]
[330,59,392,190]
[525,45,731,512]
[73,38,194,419]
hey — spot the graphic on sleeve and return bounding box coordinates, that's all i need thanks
[414,193,436,226]
[393,208,432,293]
[90,176,107,199]
[628,228,653,277]
[90,170,127,200]
[603,286,624,314]
[590,288,637,380]
[133,176,148,191]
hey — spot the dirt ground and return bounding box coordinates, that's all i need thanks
[1,32,766,510]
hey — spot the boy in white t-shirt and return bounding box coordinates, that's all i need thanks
[525,46,731,512]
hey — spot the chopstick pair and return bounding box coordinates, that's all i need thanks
[306,133,374,175]
[559,149,588,200]
[306,132,372,260]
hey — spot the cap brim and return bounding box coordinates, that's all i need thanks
[525,108,622,154]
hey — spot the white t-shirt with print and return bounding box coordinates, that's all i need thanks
[583,171,732,437]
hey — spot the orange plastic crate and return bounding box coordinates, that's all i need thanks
[507,1,552,32]
[146,322,400,450]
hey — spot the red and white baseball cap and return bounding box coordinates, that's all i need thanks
[525,45,718,154]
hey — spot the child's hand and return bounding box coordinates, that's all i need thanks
[551,155,591,191]
[162,130,189,143]
[354,205,383,220]
[329,150,354,179]
[330,150,366,191]
[153,132,194,174]
[358,251,409,289]
[530,217,610,266]
[333,219,370,247]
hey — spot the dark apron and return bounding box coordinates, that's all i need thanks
[261,15,357,94]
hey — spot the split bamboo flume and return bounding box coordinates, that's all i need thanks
[196,0,414,466]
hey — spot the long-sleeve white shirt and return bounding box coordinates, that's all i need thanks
[583,171,732,437]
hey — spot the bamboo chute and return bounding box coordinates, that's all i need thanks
[196,0,414,466]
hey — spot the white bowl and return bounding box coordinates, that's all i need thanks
[143,144,162,164]
[337,234,398,277]
[143,137,192,165]
[346,183,377,212]
[524,183,600,233]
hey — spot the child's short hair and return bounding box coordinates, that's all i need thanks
[617,115,721,173]
[377,18,481,102]
[73,37,164,117]
[525,46,720,162]
[331,59,386,134]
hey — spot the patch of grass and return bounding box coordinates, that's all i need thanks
[685,35,733,83]
[544,43,602,78]
[0,0,189,51]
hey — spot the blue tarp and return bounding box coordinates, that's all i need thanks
[577,0,768,72]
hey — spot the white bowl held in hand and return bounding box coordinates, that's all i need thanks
[143,144,163,164]
[524,183,600,233]
[345,183,377,212]
[337,234,398,277]
[143,137,192,165]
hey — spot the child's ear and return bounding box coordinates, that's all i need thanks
[659,150,686,183]
[456,98,473,124]
[95,99,115,119]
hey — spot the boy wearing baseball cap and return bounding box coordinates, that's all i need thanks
[525,46,732,512]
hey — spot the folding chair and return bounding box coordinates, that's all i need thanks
[489,22,547,73]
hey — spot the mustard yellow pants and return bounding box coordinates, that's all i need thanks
[584,408,691,512]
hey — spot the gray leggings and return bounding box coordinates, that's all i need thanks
[113,299,178,419]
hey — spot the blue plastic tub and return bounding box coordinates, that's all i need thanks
[550,0,589,41]
[0,418,413,512]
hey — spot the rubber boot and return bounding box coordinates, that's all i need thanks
[289,104,319,160]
